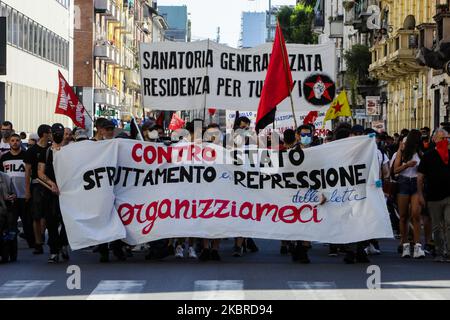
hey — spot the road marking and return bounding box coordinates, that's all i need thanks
[88,280,146,300]
[288,281,346,300]
[382,281,450,300]
[193,280,244,300]
[0,280,54,299]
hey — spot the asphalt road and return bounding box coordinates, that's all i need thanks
[1,237,450,300]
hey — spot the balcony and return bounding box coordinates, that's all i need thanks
[94,42,114,61]
[124,69,141,90]
[369,30,425,80]
[94,88,120,107]
[329,16,344,38]
[94,0,114,16]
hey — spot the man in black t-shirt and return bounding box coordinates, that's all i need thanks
[23,124,51,254]
[38,123,69,263]
[418,128,450,262]
[0,134,34,249]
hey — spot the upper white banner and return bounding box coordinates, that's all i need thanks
[139,41,336,112]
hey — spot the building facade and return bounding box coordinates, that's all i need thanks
[368,0,450,133]
[239,12,266,48]
[73,0,167,132]
[158,5,187,42]
[0,0,73,133]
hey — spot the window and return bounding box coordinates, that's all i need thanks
[17,13,23,48]
[50,33,54,62]
[12,11,18,45]
[2,2,68,68]
[6,7,12,43]
[40,27,45,57]
[23,17,29,51]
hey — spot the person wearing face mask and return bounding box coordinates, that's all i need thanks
[37,124,69,263]
[418,128,450,262]
[290,124,315,263]
[0,121,14,156]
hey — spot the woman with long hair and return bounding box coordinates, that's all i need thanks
[393,129,425,259]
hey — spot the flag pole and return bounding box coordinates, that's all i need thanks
[277,19,297,129]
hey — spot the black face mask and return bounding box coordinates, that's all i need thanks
[53,133,64,144]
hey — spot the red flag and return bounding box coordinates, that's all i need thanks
[168,113,185,131]
[208,108,216,116]
[55,71,86,128]
[303,111,319,125]
[255,22,294,131]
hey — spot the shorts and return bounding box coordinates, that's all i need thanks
[30,184,48,220]
[397,176,418,196]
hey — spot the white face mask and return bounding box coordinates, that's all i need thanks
[148,130,159,140]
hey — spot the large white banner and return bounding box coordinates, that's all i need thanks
[140,41,336,112]
[55,136,393,250]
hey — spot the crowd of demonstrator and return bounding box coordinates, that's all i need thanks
[0,117,449,265]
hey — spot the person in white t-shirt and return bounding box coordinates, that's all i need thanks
[393,129,425,259]
[0,121,13,156]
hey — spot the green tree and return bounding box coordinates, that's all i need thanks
[343,44,372,107]
[277,3,318,44]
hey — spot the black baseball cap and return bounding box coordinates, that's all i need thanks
[51,123,65,134]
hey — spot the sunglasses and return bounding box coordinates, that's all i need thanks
[300,133,312,137]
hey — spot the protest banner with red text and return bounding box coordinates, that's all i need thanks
[54,136,393,250]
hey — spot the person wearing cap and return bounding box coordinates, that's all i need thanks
[27,133,39,147]
[37,123,69,263]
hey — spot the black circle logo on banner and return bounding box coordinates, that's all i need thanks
[303,74,336,106]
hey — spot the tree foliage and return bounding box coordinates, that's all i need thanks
[343,44,372,107]
[277,3,318,44]
[343,44,371,81]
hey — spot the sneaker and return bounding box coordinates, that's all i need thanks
[297,245,310,264]
[199,248,210,261]
[175,245,184,258]
[188,246,198,259]
[47,254,59,264]
[246,238,259,252]
[402,243,411,258]
[210,249,221,261]
[112,246,126,261]
[424,244,436,257]
[366,243,381,255]
[232,246,243,257]
[33,244,44,255]
[280,245,288,255]
[328,245,338,257]
[61,246,70,261]
[413,243,425,259]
